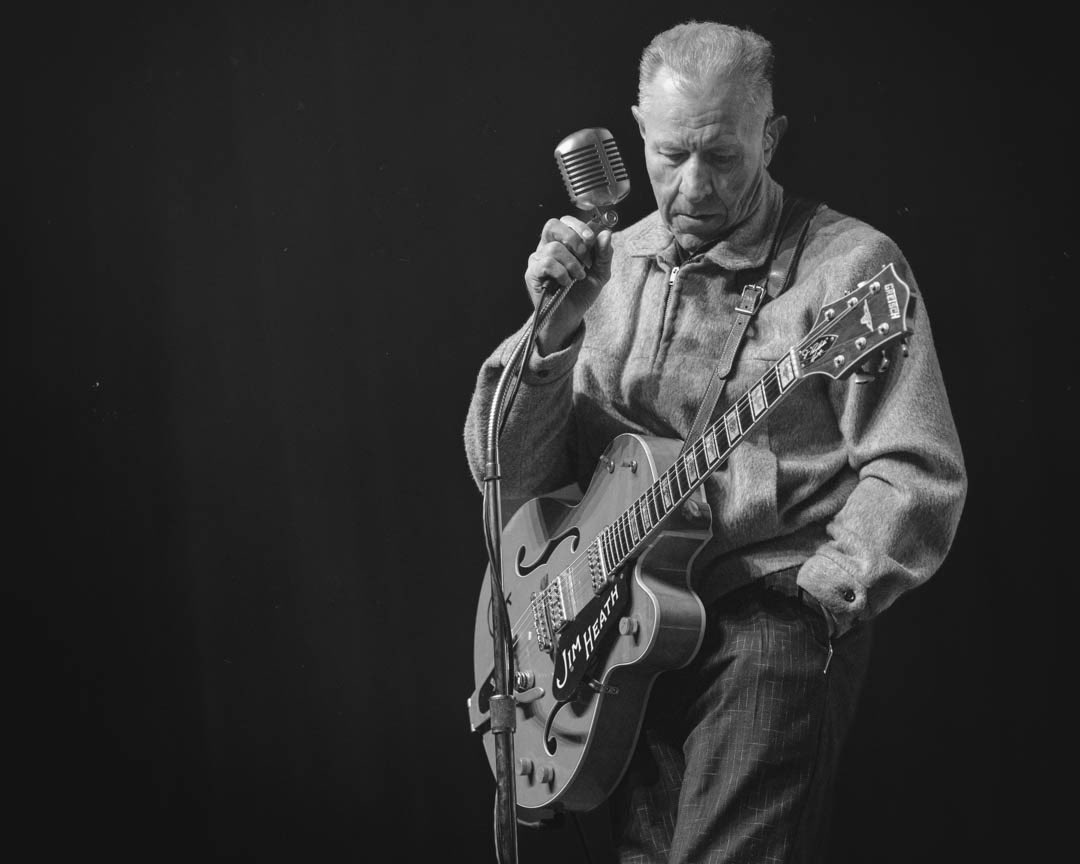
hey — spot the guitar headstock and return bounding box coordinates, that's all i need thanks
[795,263,914,380]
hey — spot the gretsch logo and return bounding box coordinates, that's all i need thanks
[798,334,838,365]
[884,283,901,319]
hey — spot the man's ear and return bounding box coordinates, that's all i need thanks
[763,114,788,166]
[631,105,646,140]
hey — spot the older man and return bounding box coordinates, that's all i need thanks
[464,21,966,863]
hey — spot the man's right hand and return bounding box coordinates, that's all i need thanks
[524,215,613,355]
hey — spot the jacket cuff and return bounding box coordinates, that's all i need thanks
[796,554,868,638]
[523,323,584,385]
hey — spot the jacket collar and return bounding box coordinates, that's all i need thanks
[622,174,784,271]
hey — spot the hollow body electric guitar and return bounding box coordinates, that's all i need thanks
[468,263,914,819]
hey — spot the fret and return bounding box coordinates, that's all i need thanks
[595,539,610,581]
[684,450,699,483]
[603,529,616,570]
[749,381,767,419]
[673,462,687,498]
[703,428,719,465]
[620,515,633,553]
[615,529,627,565]
[724,409,741,443]
[777,352,797,391]
[630,504,642,543]
[660,474,674,509]
[641,491,654,530]
[714,424,730,454]
[763,368,783,403]
[615,520,628,561]
[673,466,686,499]
[737,400,754,434]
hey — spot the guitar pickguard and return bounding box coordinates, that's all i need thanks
[551,575,629,700]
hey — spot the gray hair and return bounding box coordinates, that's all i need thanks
[638,21,775,120]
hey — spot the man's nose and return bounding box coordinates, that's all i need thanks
[679,156,714,203]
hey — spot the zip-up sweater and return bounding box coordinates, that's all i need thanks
[463,176,967,636]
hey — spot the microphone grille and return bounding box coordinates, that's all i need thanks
[553,128,630,213]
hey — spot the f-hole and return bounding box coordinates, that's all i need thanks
[516,527,580,577]
[543,700,568,756]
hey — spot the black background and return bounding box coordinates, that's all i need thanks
[19,1,1069,861]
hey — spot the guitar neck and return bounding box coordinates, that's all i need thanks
[595,348,803,578]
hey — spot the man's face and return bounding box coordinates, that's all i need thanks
[633,68,781,252]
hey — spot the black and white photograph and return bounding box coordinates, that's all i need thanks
[19,2,1067,862]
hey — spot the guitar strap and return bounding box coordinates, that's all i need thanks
[680,195,824,455]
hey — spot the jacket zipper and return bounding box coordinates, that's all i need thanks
[653,265,680,368]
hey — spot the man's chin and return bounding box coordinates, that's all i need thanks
[673,224,725,251]
[670,214,728,245]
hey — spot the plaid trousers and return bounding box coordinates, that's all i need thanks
[608,570,873,864]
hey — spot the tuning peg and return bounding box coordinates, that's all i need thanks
[900,339,910,358]
[854,350,892,384]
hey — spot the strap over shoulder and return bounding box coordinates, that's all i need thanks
[680,194,823,454]
[764,195,824,298]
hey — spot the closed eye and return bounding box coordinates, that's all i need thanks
[707,152,736,167]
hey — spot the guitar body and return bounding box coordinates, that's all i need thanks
[470,433,711,817]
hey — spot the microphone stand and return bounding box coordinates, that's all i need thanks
[482,280,573,864]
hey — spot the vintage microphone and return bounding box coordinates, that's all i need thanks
[482,128,629,864]
[553,127,631,230]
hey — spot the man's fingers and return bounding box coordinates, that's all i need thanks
[590,229,613,280]
[526,251,575,291]
[538,217,593,259]
[528,241,587,287]
[559,215,595,245]
[543,242,588,282]
[594,229,613,262]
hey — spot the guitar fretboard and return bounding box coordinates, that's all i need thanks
[587,349,802,589]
